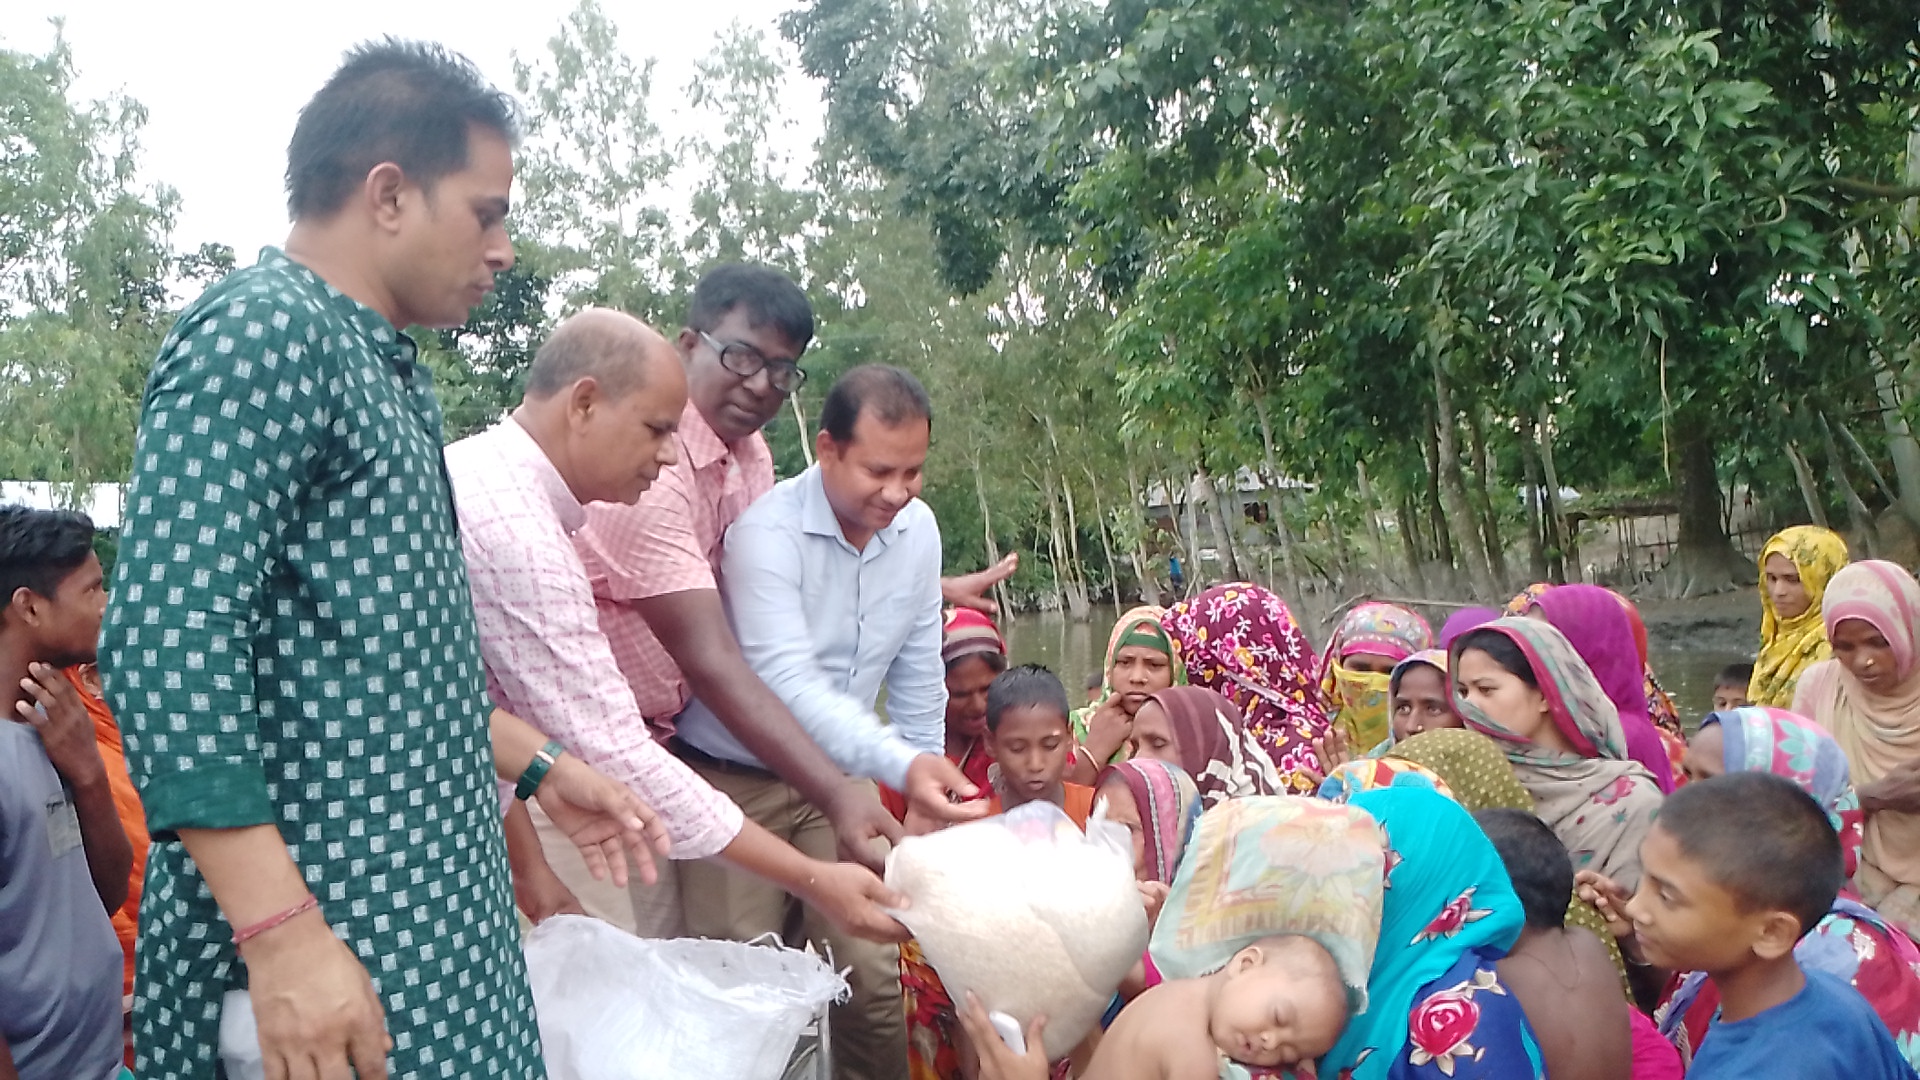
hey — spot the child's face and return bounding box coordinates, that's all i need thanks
[1710,684,1748,713]
[1833,618,1901,694]
[986,705,1072,804]
[1096,775,1150,880]
[1624,825,1770,973]
[1454,648,1569,753]
[1209,940,1349,1069]
[944,655,999,741]
[1763,553,1812,620]
[1110,645,1175,716]
[1682,724,1726,785]
[1390,664,1460,742]
[1129,699,1180,765]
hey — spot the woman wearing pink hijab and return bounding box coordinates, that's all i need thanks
[1524,584,1677,792]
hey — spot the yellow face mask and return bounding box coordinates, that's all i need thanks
[1330,663,1394,751]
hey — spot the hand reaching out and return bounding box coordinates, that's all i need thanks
[942,554,1019,615]
[956,992,1050,1080]
[533,755,671,888]
[1573,870,1635,941]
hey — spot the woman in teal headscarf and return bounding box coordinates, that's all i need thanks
[1325,782,1546,1080]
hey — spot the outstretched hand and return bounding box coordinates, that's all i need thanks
[904,753,990,828]
[826,784,905,873]
[1573,869,1635,941]
[957,992,1051,1080]
[533,755,671,888]
[943,554,1020,615]
[799,861,913,944]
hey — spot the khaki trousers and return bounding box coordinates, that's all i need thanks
[529,799,685,938]
[676,761,908,1080]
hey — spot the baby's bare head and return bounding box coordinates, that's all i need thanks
[1208,935,1351,1069]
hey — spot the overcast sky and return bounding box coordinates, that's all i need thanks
[2,0,824,258]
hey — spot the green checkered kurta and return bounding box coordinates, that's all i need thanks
[102,249,542,1079]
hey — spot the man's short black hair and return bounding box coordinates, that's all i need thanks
[1716,662,1755,690]
[986,664,1070,733]
[819,365,932,444]
[0,505,97,615]
[686,263,815,351]
[1474,808,1572,930]
[1658,772,1842,940]
[286,38,520,220]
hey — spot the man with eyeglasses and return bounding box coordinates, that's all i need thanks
[558,266,982,1078]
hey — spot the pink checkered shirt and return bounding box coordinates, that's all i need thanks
[445,418,744,859]
[574,402,775,732]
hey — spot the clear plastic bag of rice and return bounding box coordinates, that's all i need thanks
[885,800,1149,1060]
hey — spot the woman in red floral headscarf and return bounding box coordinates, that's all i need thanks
[1161,582,1331,793]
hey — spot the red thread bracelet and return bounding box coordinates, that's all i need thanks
[232,894,319,946]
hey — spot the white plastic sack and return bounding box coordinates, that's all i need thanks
[524,916,848,1080]
[218,989,266,1080]
[885,800,1148,1060]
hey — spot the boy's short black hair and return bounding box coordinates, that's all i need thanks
[286,39,520,220]
[0,505,97,614]
[1658,772,1842,939]
[1474,808,1572,930]
[686,263,815,350]
[1084,669,1104,692]
[986,664,1070,733]
[819,365,932,444]
[1715,662,1755,690]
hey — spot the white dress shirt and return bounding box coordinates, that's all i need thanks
[676,463,947,790]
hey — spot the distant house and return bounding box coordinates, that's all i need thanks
[1,481,126,529]
[1143,468,1314,553]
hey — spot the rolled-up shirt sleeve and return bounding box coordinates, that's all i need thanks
[456,471,743,860]
[102,304,326,835]
[722,519,922,790]
[883,515,948,756]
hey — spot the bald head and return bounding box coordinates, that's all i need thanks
[523,307,677,402]
[514,308,689,506]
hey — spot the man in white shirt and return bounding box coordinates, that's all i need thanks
[676,364,946,1080]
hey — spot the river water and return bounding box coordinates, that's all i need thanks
[1001,606,1752,731]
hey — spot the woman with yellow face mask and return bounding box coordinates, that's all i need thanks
[1320,602,1434,751]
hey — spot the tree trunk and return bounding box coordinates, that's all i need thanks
[1519,422,1552,582]
[1195,465,1244,582]
[1535,404,1578,582]
[1355,461,1399,590]
[1391,488,1428,596]
[1431,360,1499,598]
[1084,466,1125,609]
[1125,460,1161,606]
[1466,409,1508,586]
[1652,424,1749,597]
[1821,413,1881,555]
[1254,399,1304,602]
[1785,440,1830,528]
[1420,419,1455,571]
[1043,415,1091,620]
[971,452,1014,615]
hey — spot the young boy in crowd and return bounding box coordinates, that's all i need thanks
[0,506,131,1080]
[957,934,1351,1079]
[985,665,1094,823]
[1475,809,1641,1080]
[1710,662,1753,714]
[1624,773,1916,1079]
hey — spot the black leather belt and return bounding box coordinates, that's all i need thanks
[667,736,779,781]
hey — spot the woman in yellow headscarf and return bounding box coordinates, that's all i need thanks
[1319,602,1433,751]
[1749,525,1849,707]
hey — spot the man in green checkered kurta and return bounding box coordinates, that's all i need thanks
[101,42,543,1079]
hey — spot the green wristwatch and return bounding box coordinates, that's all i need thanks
[515,740,566,801]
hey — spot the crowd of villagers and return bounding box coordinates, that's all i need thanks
[911,523,1920,1080]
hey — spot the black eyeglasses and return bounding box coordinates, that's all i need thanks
[698,331,807,395]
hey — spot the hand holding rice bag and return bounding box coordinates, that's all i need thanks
[885,800,1149,1060]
